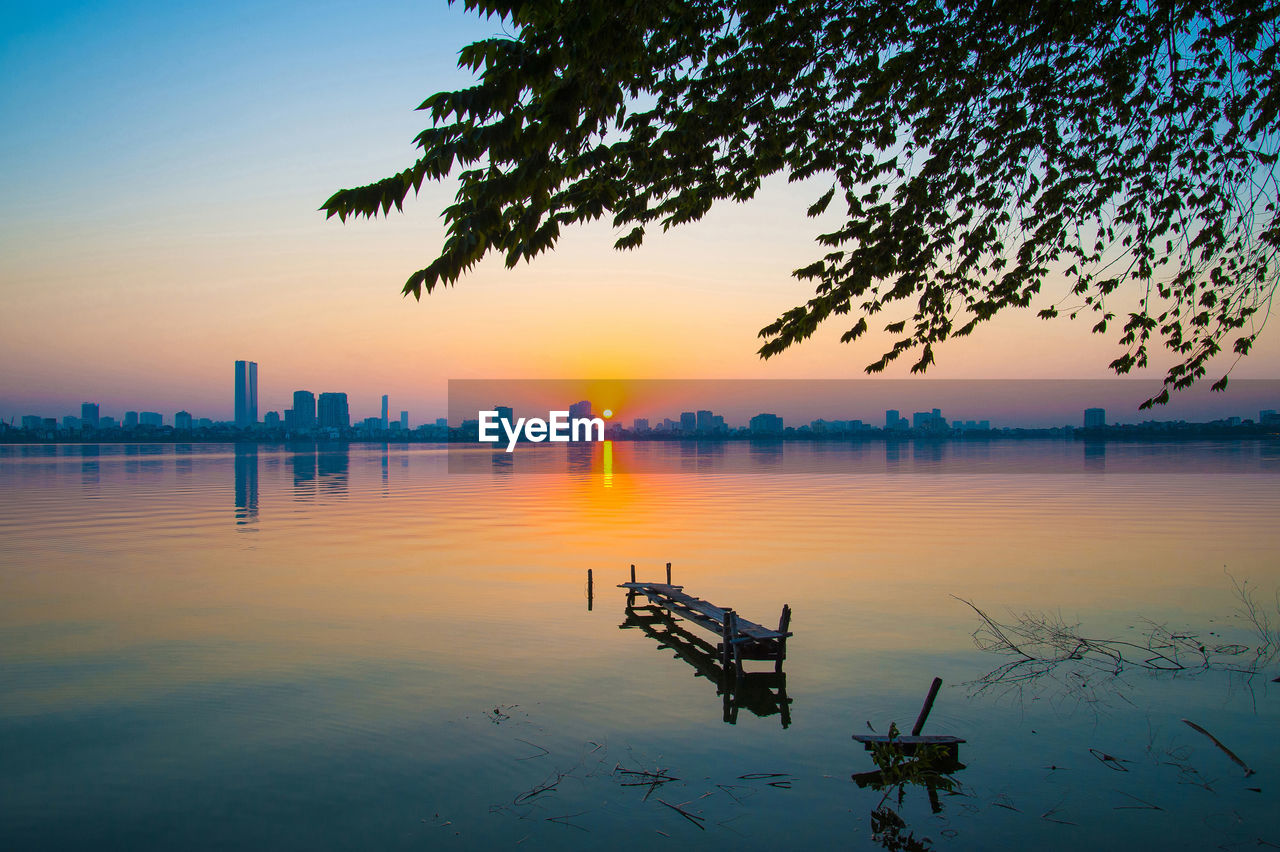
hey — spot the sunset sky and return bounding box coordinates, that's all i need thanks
[3,0,1278,425]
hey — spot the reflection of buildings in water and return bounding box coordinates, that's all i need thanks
[1084,439,1106,473]
[234,443,259,524]
[566,442,594,473]
[620,603,792,727]
[381,443,389,486]
[174,443,194,479]
[316,444,349,496]
[288,443,317,497]
[79,444,100,487]
[884,441,903,469]
[678,439,726,472]
[491,448,514,473]
[911,439,946,468]
[748,439,784,467]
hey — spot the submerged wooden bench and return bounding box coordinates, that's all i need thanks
[850,734,966,757]
[618,563,791,674]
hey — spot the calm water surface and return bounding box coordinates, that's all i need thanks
[2,441,1278,850]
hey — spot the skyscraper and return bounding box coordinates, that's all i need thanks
[234,360,258,428]
[1084,408,1106,428]
[400,410,409,431]
[381,395,389,430]
[292,390,316,428]
[317,393,350,428]
[80,402,99,428]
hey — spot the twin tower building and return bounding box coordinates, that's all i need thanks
[234,360,351,430]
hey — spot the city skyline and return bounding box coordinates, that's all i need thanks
[4,1,1280,426]
[11,367,1279,434]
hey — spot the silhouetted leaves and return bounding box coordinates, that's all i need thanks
[325,0,1279,406]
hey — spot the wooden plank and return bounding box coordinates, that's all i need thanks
[617,580,790,642]
[851,734,965,754]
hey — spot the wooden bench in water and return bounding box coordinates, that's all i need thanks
[852,677,965,759]
[618,562,792,674]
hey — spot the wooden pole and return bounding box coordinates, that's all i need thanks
[630,563,636,583]
[666,561,671,585]
[775,604,792,673]
[721,609,735,669]
[730,611,743,677]
[587,568,593,611]
[912,677,943,736]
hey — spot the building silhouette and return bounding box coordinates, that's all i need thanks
[234,360,258,428]
[317,392,350,428]
[569,400,591,420]
[749,413,784,434]
[680,411,696,434]
[400,410,409,430]
[292,391,316,429]
[174,411,193,430]
[1084,408,1106,428]
[381,394,389,430]
[80,402,99,428]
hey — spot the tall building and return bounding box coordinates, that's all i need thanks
[80,402,99,428]
[749,413,784,434]
[494,405,514,425]
[680,411,696,433]
[400,410,409,431]
[139,411,163,427]
[633,418,650,434]
[569,400,591,420]
[293,391,316,428]
[381,395,389,430]
[234,360,258,428]
[1084,408,1106,428]
[317,392,350,428]
[174,411,193,430]
[696,410,714,432]
[124,411,139,428]
[886,409,899,429]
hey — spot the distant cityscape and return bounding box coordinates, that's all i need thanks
[3,360,1278,443]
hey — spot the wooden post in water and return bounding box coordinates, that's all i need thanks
[630,563,636,583]
[666,561,672,585]
[912,677,944,737]
[775,604,792,673]
[721,609,735,670]
[729,611,743,676]
[587,569,593,611]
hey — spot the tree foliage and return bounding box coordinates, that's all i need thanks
[323,0,1280,406]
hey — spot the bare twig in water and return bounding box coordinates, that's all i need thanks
[544,811,590,832]
[1113,792,1163,810]
[1182,719,1256,776]
[656,797,707,830]
[1089,749,1132,772]
[954,579,1280,704]
[514,739,550,760]
[514,771,566,804]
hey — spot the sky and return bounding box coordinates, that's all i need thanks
[2,0,1278,426]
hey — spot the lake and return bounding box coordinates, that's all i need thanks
[1,441,1277,850]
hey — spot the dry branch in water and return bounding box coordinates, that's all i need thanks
[954,576,1279,701]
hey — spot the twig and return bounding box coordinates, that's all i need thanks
[1182,719,1256,776]
[514,738,550,760]
[655,798,707,830]
[545,811,590,832]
